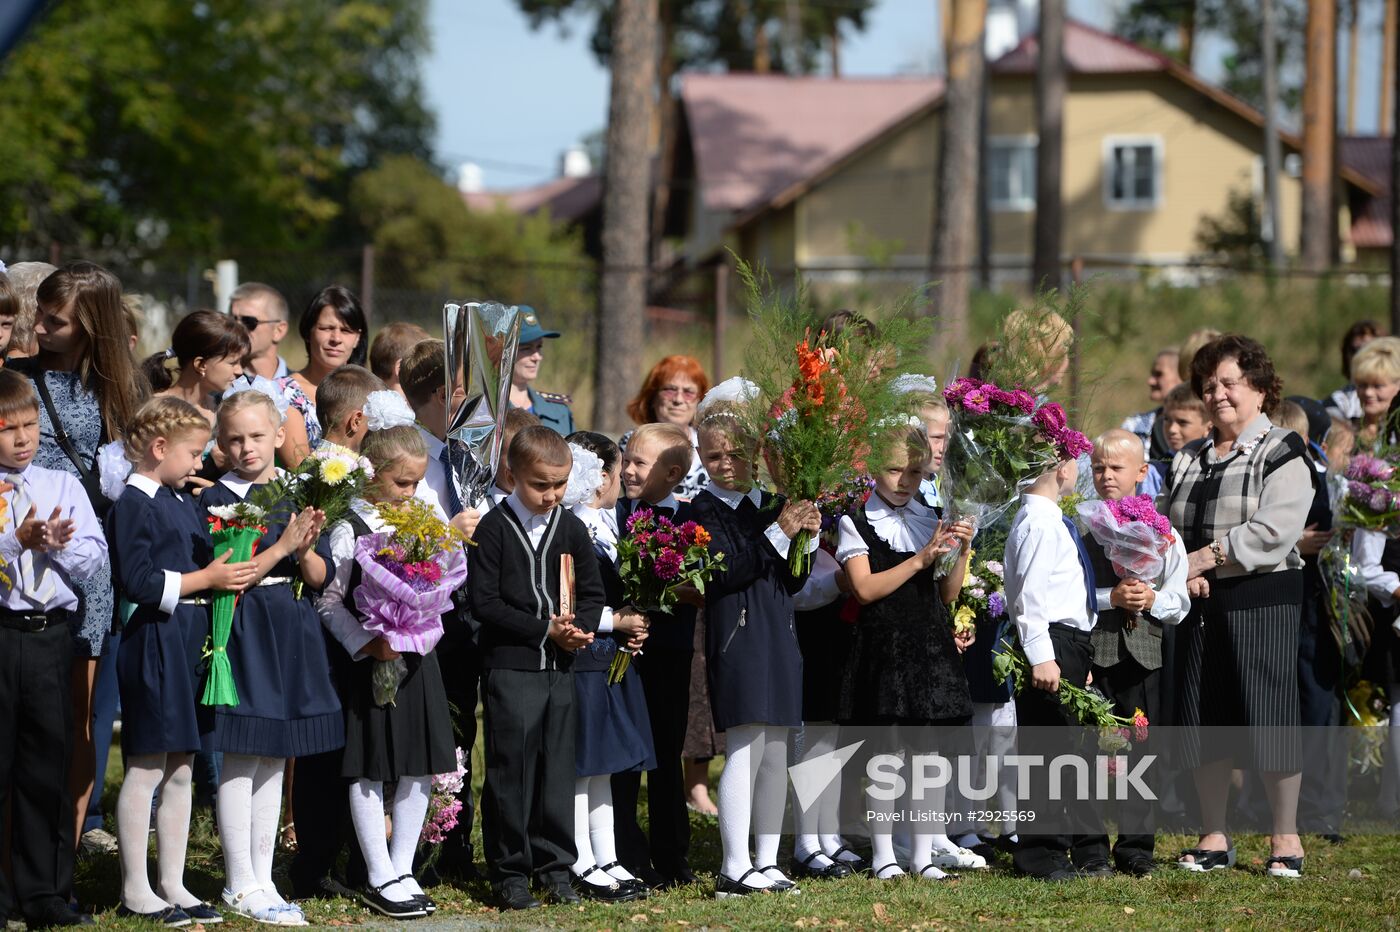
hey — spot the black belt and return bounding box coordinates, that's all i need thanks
[1050,622,1092,643]
[0,609,69,633]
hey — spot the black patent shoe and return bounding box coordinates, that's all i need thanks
[1117,854,1155,877]
[358,882,427,919]
[572,867,641,903]
[790,851,853,880]
[757,866,800,893]
[594,863,650,898]
[829,844,870,874]
[714,868,771,899]
[394,876,434,914]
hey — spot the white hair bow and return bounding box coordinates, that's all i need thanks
[362,390,416,431]
[697,376,759,420]
[563,443,605,509]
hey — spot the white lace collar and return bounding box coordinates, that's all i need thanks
[707,484,763,511]
[865,492,939,552]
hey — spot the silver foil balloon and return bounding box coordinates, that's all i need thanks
[444,301,522,509]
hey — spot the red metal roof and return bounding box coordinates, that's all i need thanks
[1339,136,1391,248]
[463,174,602,223]
[991,19,1176,75]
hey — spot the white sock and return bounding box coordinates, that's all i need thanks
[718,725,770,889]
[251,757,287,905]
[586,775,633,881]
[118,755,171,914]
[754,727,790,879]
[216,755,280,915]
[154,755,200,909]
[571,777,596,876]
[389,777,431,898]
[349,780,411,903]
[868,744,903,877]
[791,726,835,868]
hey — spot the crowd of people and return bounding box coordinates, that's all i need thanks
[0,258,1394,926]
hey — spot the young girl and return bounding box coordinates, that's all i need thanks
[201,387,344,925]
[835,427,976,880]
[143,311,251,425]
[691,402,820,898]
[565,431,654,902]
[318,419,455,920]
[109,397,260,925]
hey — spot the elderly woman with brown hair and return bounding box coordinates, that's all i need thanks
[1161,334,1313,878]
[619,355,712,500]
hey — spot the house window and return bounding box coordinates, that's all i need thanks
[1104,136,1163,210]
[988,137,1037,212]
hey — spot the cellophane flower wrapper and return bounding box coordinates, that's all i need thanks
[1076,497,1172,582]
[1336,451,1400,536]
[1319,449,1400,666]
[203,520,266,707]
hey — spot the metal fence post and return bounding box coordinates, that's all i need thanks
[361,244,375,324]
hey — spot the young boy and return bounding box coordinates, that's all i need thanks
[1002,455,1097,881]
[611,422,700,889]
[1084,429,1189,876]
[368,322,430,397]
[1143,383,1212,498]
[0,370,106,927]
[471,427,604,909]
[316,365,387,453]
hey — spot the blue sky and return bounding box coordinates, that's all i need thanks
[422,0,1387,191]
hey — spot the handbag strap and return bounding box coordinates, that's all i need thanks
[32,372,105,504]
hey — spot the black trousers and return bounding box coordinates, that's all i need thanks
[1088,656,1159,863]
[1012,625,1101,877]
[419,643,481,872]
[0,623,75,921]
[480,667,576,888]
[289,635,365,896]
[611,647,693,882]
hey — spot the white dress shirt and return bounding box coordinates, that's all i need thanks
[0,463,106,613]
[1093,529,1190,624]
[317,498,384,661]
[416,426,453,515]
[1353,529,1400,607]
[572,502,618,633]
[505,492,553,550]
[125,473,184,615]
[1004,493,1094,667]
[704,484,817,560]
[793,547,843,611]
[835,493,940,564]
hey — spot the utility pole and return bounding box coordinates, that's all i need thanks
[1262,0,1285,268]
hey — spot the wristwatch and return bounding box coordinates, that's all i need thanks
[1209,539,1226,567]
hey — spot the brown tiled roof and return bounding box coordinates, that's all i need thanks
[680,72,944,214]
[991,19,1175,74]
[1341,136,1392,248]
[463,174,602,223]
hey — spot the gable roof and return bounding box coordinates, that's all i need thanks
[1340,135,1392,248]
[462,173,602,223]
[680,72,943,215]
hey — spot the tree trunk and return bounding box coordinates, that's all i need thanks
[1301,0,1336,273]
[1262,0,1285,268]
[594,0,658,435]
[1384,0,1397,134]
[1032,0,1066,291]
[650,2,678,266]
[929,0,987,353]
[1391,6,1400,332]
[1177,1,1196,69]
[1346,0,1361,134]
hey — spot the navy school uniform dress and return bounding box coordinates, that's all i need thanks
[334,511,455,782]
[690,485,807,731]
[108,474,212,756]
[572,505,656,778]
[793,547,853,724]
[197,476,344,758]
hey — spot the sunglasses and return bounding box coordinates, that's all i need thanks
[658,386,699,401]
[237,315,277,331]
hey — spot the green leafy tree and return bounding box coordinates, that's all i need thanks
[0,0,433,255]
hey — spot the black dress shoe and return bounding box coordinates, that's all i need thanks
[115,905,192,927]
[828,845,870,874]
[756,865,799,893]
[358,882,428,919]
[790,851,853,880]
[497,884,541,911]
[572,867,641,903]
[27,904,96,928]
[714,868,770,899]
[545,881,582,905]
[1077,858,1116,878]
[596,862,650,897]
[1117,854,1155,877]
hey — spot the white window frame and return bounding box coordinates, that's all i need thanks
[1102,135,1164,211]
[987,135,1038,212]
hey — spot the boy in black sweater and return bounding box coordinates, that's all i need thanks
[470,426,605,910]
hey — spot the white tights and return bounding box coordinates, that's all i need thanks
[571,775,635,883]
[349,777,432,903]
[718,724,790,889]
[789,724,862,869]
[118,753,198,913]
[217,754,287,914]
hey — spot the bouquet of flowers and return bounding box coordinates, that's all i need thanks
[951,551,1007,638]
[815,469,876,531]
[1076,495,1175,627]
[203,501,269,707]
[1319,449,1400,666]
[610,508,725,683]
[420,746,468,846]
[937,377,1091,573]
[993,639,1149,767]
[353,498,468,706]
[1345,680,1390,775]
[1336,452,1400,533]
[289,445,376,528]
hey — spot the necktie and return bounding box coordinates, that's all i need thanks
[1061,516,1098,625]
[439,442,464,517]
[7,474,56,604]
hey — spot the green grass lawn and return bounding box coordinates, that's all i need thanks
[75,749,1400,930]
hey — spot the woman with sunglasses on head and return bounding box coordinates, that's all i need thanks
[506,306,575,436]
[276,286,368,463]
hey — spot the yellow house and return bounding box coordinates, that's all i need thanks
[673,20,1387,286]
